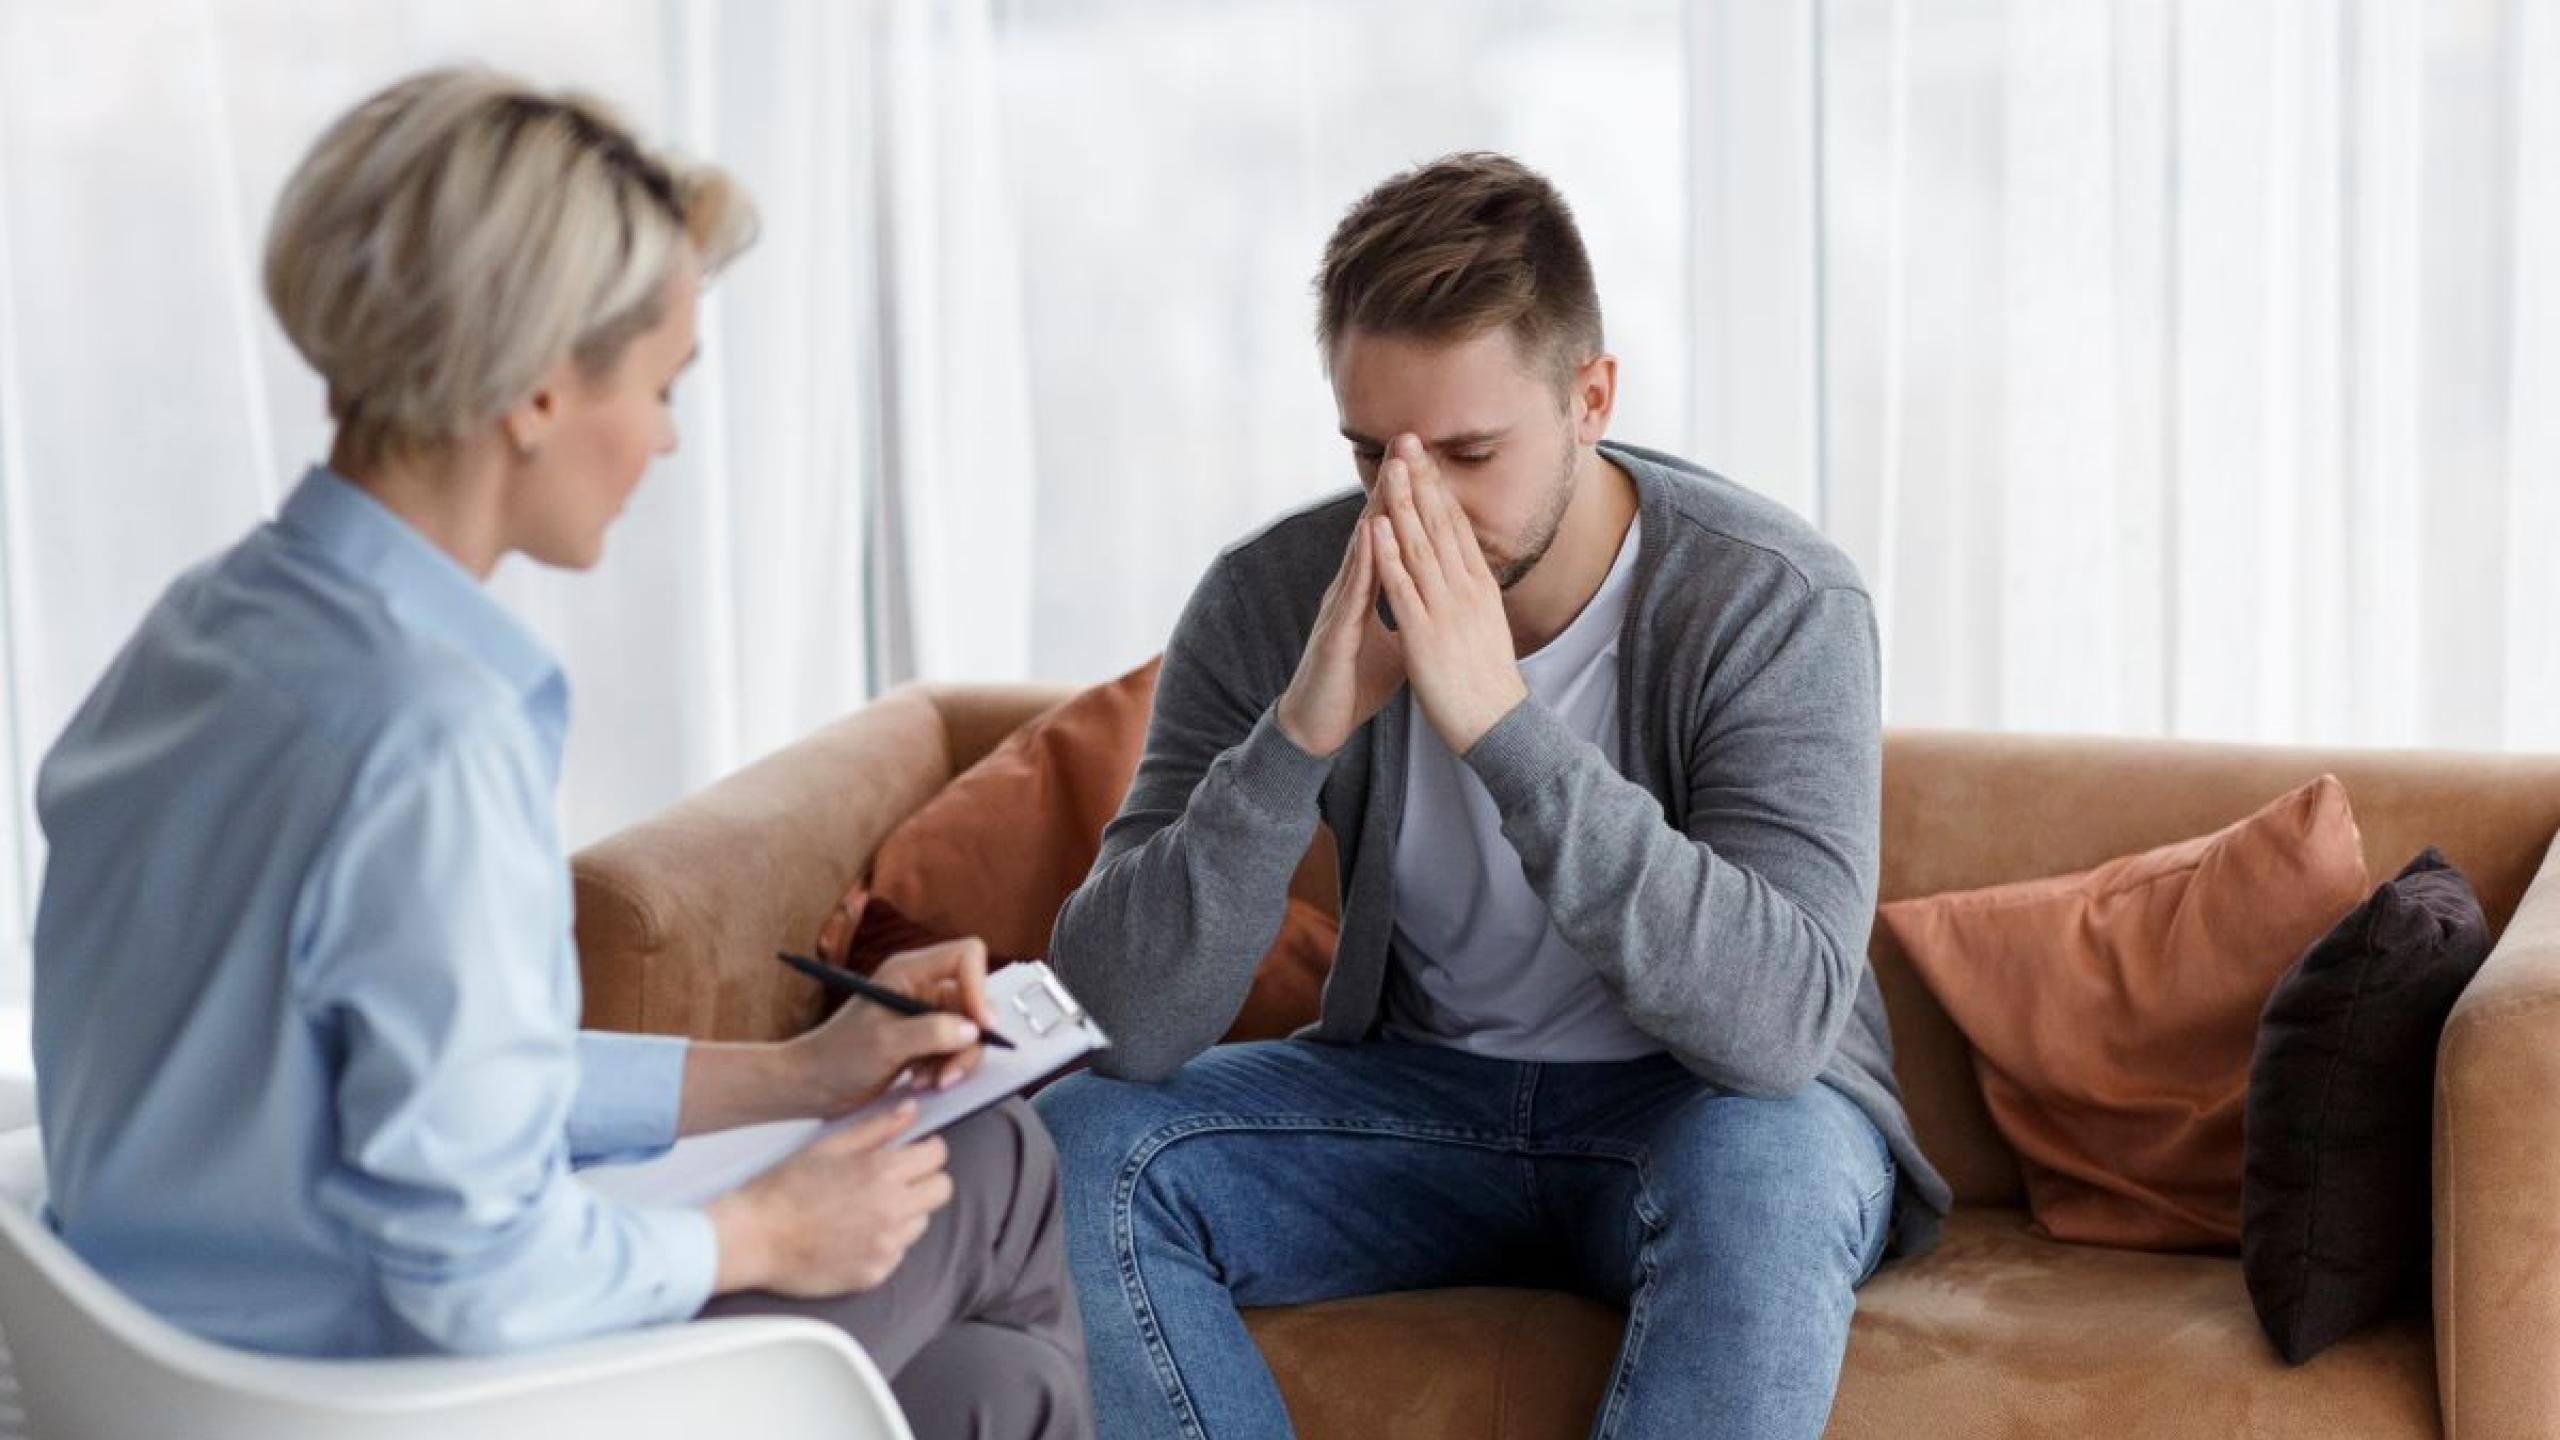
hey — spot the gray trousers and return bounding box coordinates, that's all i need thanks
[702,1099,1093,1440]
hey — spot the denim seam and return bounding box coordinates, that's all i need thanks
[1108,1113,1529,1438]
[1514,1064,1545,1223]
[1589,1152,1665,1440]
[1855,1159,1898,1281]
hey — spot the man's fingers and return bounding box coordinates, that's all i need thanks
[1419,465,1483,583]
[1383,460,1446,599]
[1390,432,1436,483]
[1322,513,1381,644]
[1389,435,1488,586]
[1319,504,1383,635]
[1372,515,1423,626]
[1363,522,1405,640]
[1389,435,1472,581]
[1317,519,1361,611]
[1345,517,1376,617]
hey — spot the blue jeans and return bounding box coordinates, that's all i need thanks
[1033,1038,1894,1440]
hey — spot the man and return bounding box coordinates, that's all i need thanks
[1033,152,1949,1438]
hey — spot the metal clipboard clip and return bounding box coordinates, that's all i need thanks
[1008,963,1107,1046]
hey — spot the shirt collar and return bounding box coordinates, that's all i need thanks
[274,465,565,707]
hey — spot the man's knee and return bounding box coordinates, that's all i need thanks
[1645,1087,1886,1276]
[1031,1068,1238,1269]
[1031,1069,1186,1185]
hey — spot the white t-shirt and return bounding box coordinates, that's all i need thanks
[1381,516,1661,1062]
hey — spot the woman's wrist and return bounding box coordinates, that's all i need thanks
[677,1039,830,1136]
[706,1188,776,1294]
[767,1032,845,1115]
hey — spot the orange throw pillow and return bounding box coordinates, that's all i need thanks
[1880,776,2369,1251]
[816,657,1337,1044]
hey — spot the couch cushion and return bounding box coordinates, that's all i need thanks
[1830,1209,2438,1439]
[1245,1289,1618,1440]
[828,659,1339,1042]
[861,658,1165,957]
[1241,1210,2436,1440]
[1879,777,2370,1249]
[2244,847,2491,1364]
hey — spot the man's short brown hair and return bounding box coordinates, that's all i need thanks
[1315,152,1603,389]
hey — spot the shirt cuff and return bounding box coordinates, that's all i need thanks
[568,1031,690,1165]
[1460,695,1583,815]
[630,1201,721,1323]
[1223,705,1336,823]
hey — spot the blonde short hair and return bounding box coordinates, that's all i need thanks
[263,67,758,470]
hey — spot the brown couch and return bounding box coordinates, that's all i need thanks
[571,683,2560,1439]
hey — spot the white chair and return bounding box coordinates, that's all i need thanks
[0,1128,914,1440]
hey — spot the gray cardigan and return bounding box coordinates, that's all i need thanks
[1051,442,1951,1257]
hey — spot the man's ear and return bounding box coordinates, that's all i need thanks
[1571,352,1618,446]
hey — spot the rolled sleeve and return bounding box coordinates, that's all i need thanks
[570,1031,690,1165]
[613,1201,719,1324]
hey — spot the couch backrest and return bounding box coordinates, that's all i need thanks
[1877,730,2560,1205]
[596,684,2560,1212]
[932,691,2560,1206]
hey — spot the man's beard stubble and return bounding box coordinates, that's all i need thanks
[1488,431,1582,591]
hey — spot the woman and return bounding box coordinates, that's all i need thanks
[30,67,1088,1440]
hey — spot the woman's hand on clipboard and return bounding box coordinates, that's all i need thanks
[706,1100,953,1297]
[785,937,997,1115]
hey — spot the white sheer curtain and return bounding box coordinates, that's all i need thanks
[1726,0,2560,749]
[9,0,2560,1014]
[0,0,1034,1001]
[988,0,1691,686]
[1002,0,2560,745]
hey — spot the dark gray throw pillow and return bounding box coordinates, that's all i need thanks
[2242,846,2492,1365]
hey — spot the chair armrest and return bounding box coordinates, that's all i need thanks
[571,688,960,1044]
[2,1124,912,1440]
[2435,825,2560,1439]
[211,1316,915,1440]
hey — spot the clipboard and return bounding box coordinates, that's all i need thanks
[577,961,1108,1209]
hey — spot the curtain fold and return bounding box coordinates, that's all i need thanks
[0,0,1040,995]
[875,0,1037,684]
[1813,0,2559,749]
[6,0,2558,1005]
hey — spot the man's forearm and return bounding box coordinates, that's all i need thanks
[1464,698,1872,1096]
[1052,707,1330,1082]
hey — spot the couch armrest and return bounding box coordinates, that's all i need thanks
[570,688,961,1045]
[2435,824,2560,1439]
